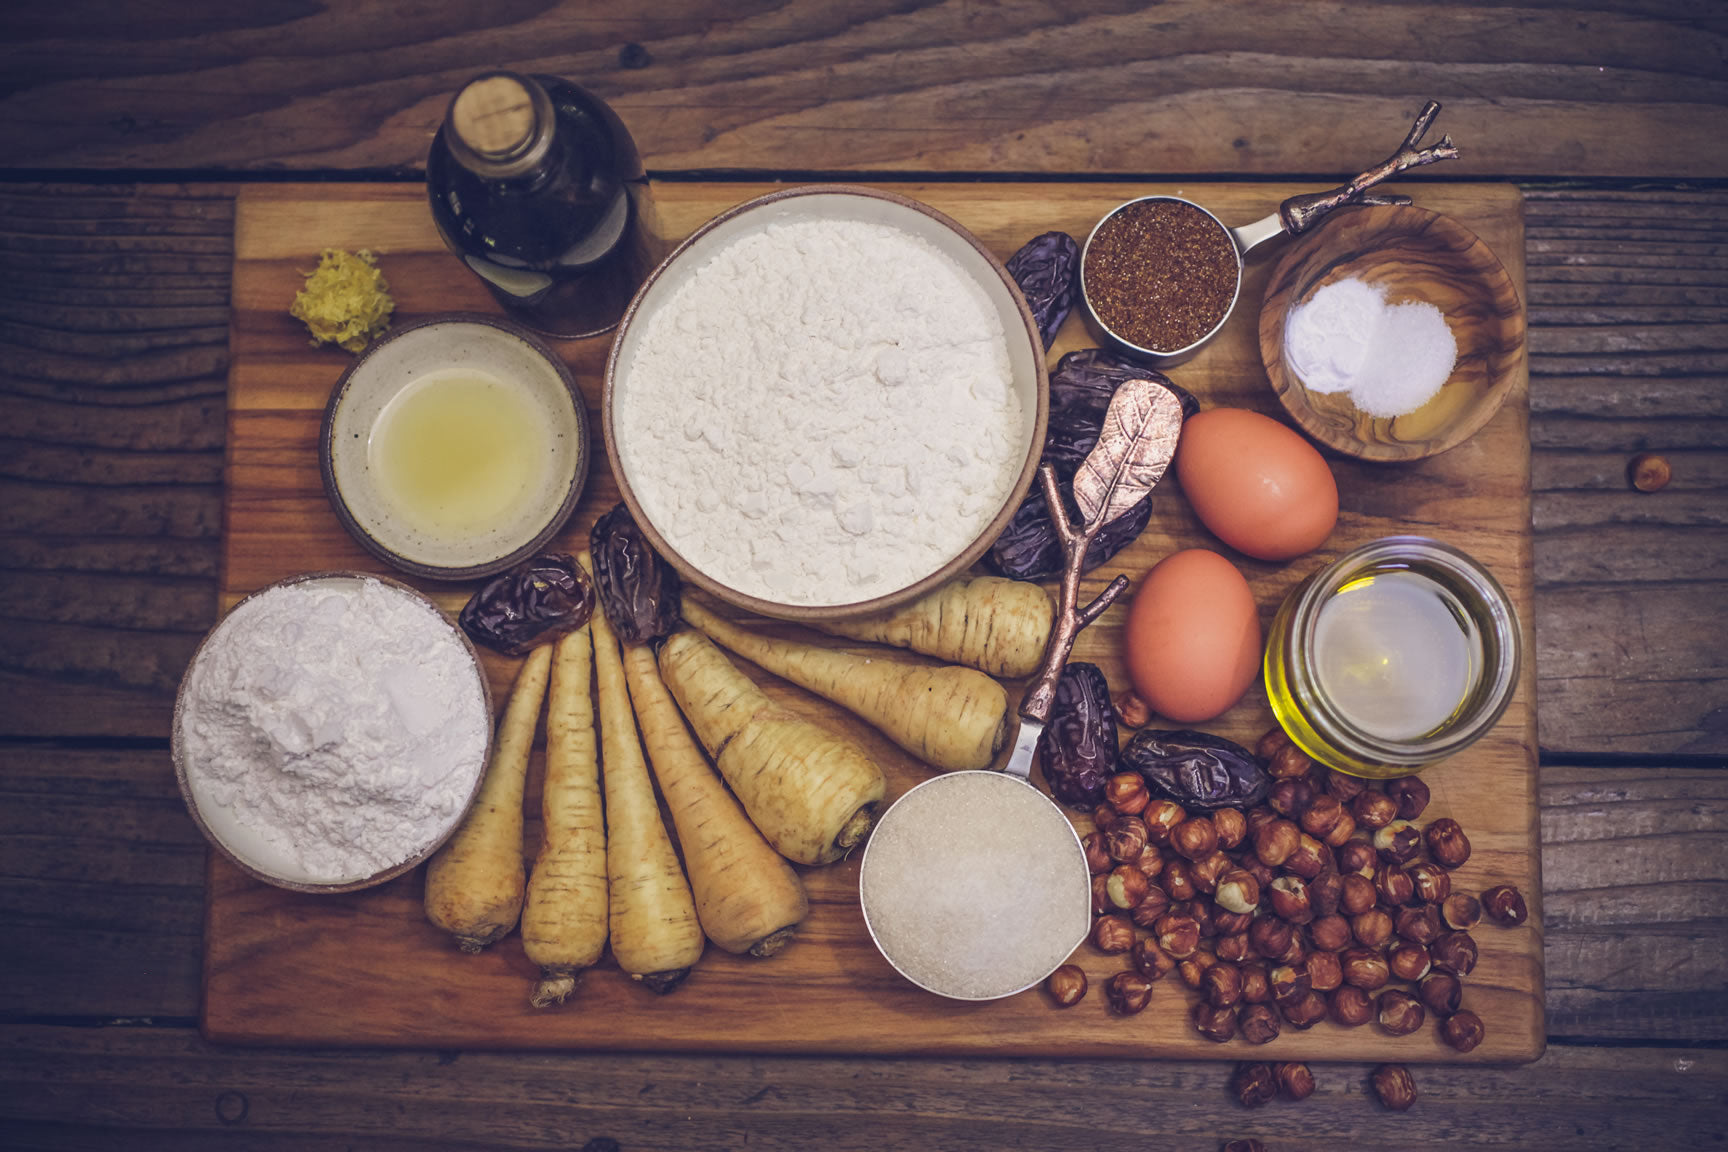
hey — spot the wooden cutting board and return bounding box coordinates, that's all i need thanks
[209,181,1542,1062]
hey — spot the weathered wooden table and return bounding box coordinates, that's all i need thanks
[2,4,1724,1148]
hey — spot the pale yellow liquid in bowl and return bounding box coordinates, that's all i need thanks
[368,370,550,540]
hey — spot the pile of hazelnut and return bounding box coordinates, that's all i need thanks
[1044,727,1529,1059]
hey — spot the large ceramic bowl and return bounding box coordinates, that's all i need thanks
[172,572,493,893]
[603,185,1048,622]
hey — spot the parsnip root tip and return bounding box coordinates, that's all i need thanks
[637,968,692,995]
[530,971,579,1009]
[750,926,798,959]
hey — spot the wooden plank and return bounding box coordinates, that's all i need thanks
[202,180,1543,1061]
[0,3,1724,178]
[0,1024,1725,1151]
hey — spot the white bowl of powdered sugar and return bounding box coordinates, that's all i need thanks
[604,185,1048,619]
[172,573,493,892]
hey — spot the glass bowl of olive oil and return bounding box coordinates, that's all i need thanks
[1264,536,1520,778]
[320,315,589,580]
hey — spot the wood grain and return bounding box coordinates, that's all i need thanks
[202,180,1543,1062]
[2,1024,1726,1152]
[1,3,1724,179]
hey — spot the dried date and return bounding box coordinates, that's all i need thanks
[458,552,595,657]
[1120,729,1270,811]
[1038,661,1119,809]
[590,502,681,644]
[1005,231,1080,350]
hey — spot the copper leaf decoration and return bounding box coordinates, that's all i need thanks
[1071,377,1185,529]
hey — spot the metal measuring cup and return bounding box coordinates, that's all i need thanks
[1080,101,1460,368]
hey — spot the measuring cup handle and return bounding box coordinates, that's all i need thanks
[1228,212,1288,257]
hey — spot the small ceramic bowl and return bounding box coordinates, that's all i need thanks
[604,185,1048,622]
[1259,205,1525,462]
[172,572,493,893]
[321,314,589,580]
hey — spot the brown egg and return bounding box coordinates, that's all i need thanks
[1125,548,1262,724]
[1175,408,1338,561]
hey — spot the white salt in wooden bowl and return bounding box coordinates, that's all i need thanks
[603,185,1049,622]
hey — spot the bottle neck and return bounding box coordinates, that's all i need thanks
[444,72,557,181]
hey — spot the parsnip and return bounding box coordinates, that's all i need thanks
[810,575,1055,679]
[591,563,704,992]
[520,623,609,1007]
[681,596,1009,772]
[623,642,808,957]
[657,628,885,865]
[424,644,551,953]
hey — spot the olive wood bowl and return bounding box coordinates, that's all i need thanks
[1259,204,1525,462]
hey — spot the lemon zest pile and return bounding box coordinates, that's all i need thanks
[289,248,396,353]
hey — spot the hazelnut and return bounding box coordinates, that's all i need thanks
[1482,884,1530,926]
[1271,932,1306,967]
[1129,885,1171,928]
[1216,931,1253,963]
[1242,856,1278,890]
[1238,1002,1282,1045]
[1214,909,1255,937]
[1340,872,1378,917]
[1213,806,1248,851]
[1309,913,1353,953]
[1323,766,1368,802]
[1105,771,1150,815]
[1371,1063,1418,1111]
[1629,451,1672,493]
[1269,962,1311,1003]
[1419,971,1463,1017]
[1131,936,1176,981]
[1106,864,1151,910]
[1441,1008,1486,1052]
[1376,988,1426,1036]
[1245,805,1279,836]
[1384,777,1430,821]
[1410,861,1452,905]
[1275,1061,1316,1102]
[1192,1001,1238,1043]
[1135,849,1166,881]
[1425,817,1472,868]
[1283,834,1329,881]
[1374,863,1417,907]
[1430,930,1480,976]
[1337,839,1377,877]
[1232,1061,1278,1107]
[1090,874,1112,916]
[1215,868,1262,915]
[1308,871,1343,918]
[1180,952,1218,989]
[1388,941,1432,982]
[1240,962,1272,1004]
[1092,914,1135,954]
[1442,893,1482,931]
[1191,850,1233,894]
[1268,740,1312,779]
[1155,912,1201,959]
[1351,907,1394,948]
[1172,816,1219,861]
[1161,858,1198,903]
[1205,961,1245,1008]
[1305,949,1343,992]
[1142,799,1185,846]
[1113,690,1153,729]
[1253,819,1301,868]
[1248,913,1294,959]
[1329,984,1373,1026]
[1081,831,1113,875]
[1341,947,1390,990]
[1105,970,1154,1015]
[1299,794,1347,841]
[1323,807,1357,849]
[1373,820,1422,864]
[1269,876,1314,924]
[1394,904,1442,946]
[1091,803,1118,832]
[1044,964,1087,1007]
[1267,776,1313,818]
[1186,899,1219,938]
[1351,789,1398,831]
[1106,816,1149,863]
[1256,727,1292,761]
[1279,988,1328,1029]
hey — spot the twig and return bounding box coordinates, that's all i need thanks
[1278,100,1462,235]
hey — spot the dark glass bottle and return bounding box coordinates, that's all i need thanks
[427,71,659,339]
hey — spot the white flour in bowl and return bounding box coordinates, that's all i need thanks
[177,576,490,884]
[614,215,1028,606]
